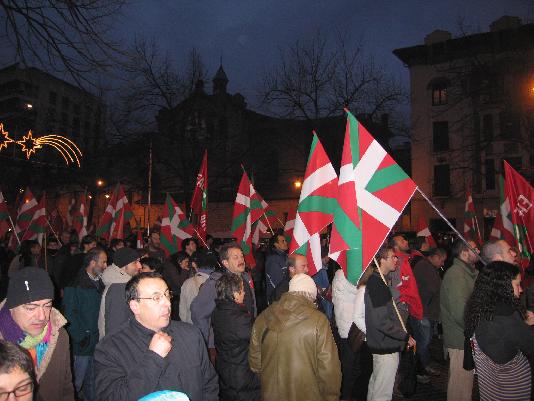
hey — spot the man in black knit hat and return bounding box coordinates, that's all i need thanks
[0,267,75,401]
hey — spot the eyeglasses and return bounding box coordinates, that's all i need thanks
[0,381,34,401]
[136,290,173,303]
[22,302,53,313]
[386,255,399,260]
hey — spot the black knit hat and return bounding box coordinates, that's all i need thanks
[6,267,54,309]
[114,247,139,268]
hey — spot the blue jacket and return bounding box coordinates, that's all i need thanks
[265,249,287,302]
[63,268,104,356]
[191,270,256,348]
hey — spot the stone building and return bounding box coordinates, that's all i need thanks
[394,16,534,236]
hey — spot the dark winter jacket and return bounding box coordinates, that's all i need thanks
[475,303,534,364]
[212,299,261,401]
[63,268,104,355]
[94,318,218,401]
[270,274,289,304]
[102,282,131,336]
[412,258,441,321]
[365,271,408,354]
[191,270,256,347]
[265,248,287,301]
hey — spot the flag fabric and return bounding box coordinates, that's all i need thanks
[72,194,88,240]
[136,230,144,249]
[416,217,437,248]
[464,189,482,245]
[21,194,47,244]
[490,174,515,245]
[160,194,195,257]
[0,191,11,238]
[329,111,417,284]
[48,208,64,238]
[289,133,338,276]
[231,171,266,267]
[504,161,534,261]
[96,185,133,241]
[190,150,208,241]
[283,207,296,243]
[9,188,38,249]
[66,197,76,229]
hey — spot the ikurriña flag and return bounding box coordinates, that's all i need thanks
[160,194,195,257]
[289,132,338,276]
[96,185,133,241]
[416,217,437,248]
[329,110,416,284]
[464,188,482,245]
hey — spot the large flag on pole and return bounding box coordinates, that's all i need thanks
[96,185,133,241]
[329,111,417,284]
[72,194,88,240]
[231,171,266,267]
[0,190,10,238]
[9,188,38,249]
[490,174,515,245]
[464,189,482,245]
[190,150,208,242]
[417,217,437,248]
[160,194,195,257]
[283,207,296,244]
[289,132,338,276]
[504,161,534,261]
[21,194,47,244]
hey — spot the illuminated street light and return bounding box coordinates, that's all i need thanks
[96,179,104,187]
[104,194,110,199]
[25,103,33,110]
[294,179,302,189]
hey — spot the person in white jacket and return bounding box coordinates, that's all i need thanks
[333,267,371,401]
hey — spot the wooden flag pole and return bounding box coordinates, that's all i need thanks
[46,218,61,244]
[416,187,486,265]
[7,215,20,245]
[262,213,275,236]
[373,257,408,333]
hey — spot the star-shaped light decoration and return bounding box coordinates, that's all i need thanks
[0,123,13,150]
[16,130,42,159]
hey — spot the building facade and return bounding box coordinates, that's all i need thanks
[394,16,534,236]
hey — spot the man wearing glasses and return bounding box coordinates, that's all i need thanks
[0,267,75,401]
[94,272,218,401]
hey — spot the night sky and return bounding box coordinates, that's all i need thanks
[114,0,530,111]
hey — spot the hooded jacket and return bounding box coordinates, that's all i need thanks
[249,292,341,401]
[0,301,75,401]
[98,264,131,339]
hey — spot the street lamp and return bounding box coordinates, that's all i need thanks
[294,179,302,189]
[96,179,104,187]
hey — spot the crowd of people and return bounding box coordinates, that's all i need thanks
[0,229,533,401]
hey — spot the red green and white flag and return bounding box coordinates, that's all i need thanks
[66,197,76,229]
[71,194,88,240]
[0,190,11,238]
[464,189,482,245]
[160,194,195,257]
[190,150,208,241]
[504,161,534,262]
[289,132,338,276]
[329,111,417,284]
[231,171,266,267]
[9,188,38,249]
[136,230,144,249]
[96,185,133,241]
[490,174,515,245]
[283,206,296,243]
[21,194,47,244]
[417,217,437,248]
[251,209,279,245]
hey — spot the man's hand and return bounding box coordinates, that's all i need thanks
[525,311,534,326]
[149,332,172,358]
[407,335,416,349]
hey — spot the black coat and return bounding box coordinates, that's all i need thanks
[94,318,218,401]
[211,299,261,401]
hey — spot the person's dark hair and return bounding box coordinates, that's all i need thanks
[269,233,285,249]
[141,257,163,273]
[18,239,39,267]
[219,242,242,262]
[81,235,96,251]
[215,273,243,302]
[388,235,405,249]
[110,238,124,249]
[125,272,164,303]
[83,247,105,269]
[452,239,471,258]
[376,245,394,263]
[181,238,197,250]
[427,247,447,257]
[464,261,521,338]
[0,339,36,384]
[170,251,189,272]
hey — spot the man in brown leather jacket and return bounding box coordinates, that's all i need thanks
[249,273,341,401]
